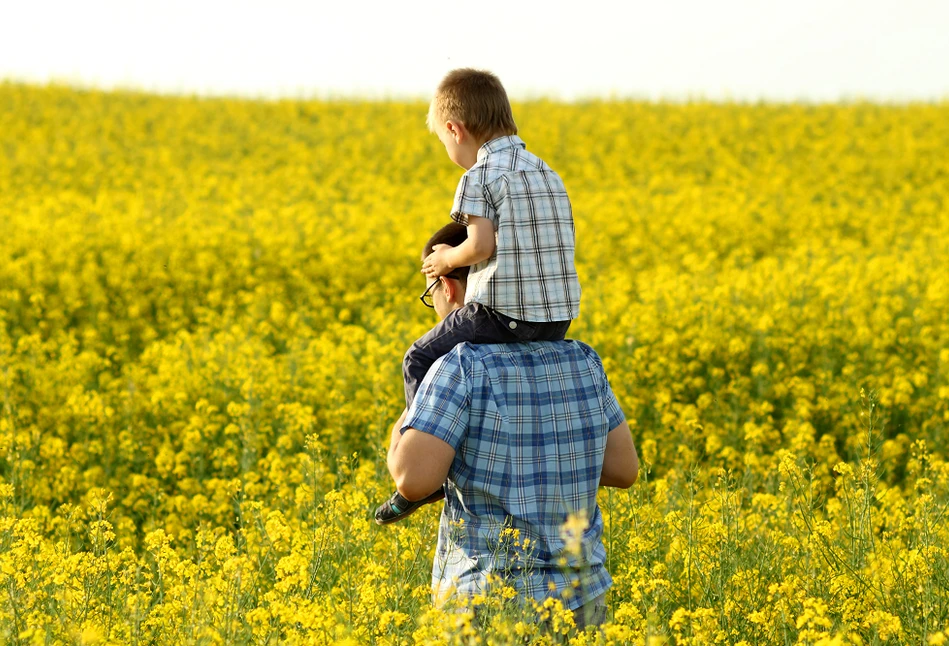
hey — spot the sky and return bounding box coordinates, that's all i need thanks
[2,0,948,102]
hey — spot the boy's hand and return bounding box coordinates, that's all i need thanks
[422,245,455,279]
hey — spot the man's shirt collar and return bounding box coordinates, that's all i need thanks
[476,135,526,162]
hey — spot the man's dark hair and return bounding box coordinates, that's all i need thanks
[423,223,470,284]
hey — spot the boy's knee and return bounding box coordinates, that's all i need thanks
[403,342,422,372]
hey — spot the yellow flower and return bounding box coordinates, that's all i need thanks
[3,83,949,645]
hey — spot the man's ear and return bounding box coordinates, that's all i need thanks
[440,276,455,302]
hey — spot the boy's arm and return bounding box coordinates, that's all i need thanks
[422,216,495,278]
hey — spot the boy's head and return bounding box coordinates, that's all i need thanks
[427,68,517,168]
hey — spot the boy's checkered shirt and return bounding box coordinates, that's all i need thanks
[451,135,580,323]
[402,340,625,610]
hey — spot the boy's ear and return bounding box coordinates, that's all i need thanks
[446,120,466,144]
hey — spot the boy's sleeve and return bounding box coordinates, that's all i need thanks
[450,171,497,226]
[402,348,471,451]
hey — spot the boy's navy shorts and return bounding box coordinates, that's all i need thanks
[402,303,571,409]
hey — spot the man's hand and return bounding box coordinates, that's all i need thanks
[422,244,455,279]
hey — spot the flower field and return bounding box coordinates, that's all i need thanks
[1,82,948,644]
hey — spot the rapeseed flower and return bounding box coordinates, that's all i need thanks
[0,83,947,644]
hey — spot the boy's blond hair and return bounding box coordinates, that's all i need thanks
[427,68,518,140]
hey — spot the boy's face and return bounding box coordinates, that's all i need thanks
[435,121,465,168]
[432,111,480,169]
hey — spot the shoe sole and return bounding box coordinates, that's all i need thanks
[374,492,446,525]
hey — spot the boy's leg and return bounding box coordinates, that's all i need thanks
[403,302,490,409]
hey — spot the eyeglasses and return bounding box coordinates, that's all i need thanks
[419,274,462,308]
[419,279,440,308]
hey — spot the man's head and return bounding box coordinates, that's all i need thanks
[421,223,469,320]
[427,68,518,170]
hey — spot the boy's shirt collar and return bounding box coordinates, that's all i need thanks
[476,135,526,162]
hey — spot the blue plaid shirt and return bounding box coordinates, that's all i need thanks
[403,340,625,611]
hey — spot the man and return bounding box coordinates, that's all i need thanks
[386,223,639,630]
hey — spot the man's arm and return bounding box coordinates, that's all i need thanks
[387,426,456,501]
[386,408,409,455]
[599,420,639,488]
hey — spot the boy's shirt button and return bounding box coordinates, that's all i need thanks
[509,321,517,329]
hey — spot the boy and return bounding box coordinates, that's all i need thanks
[375,68,581,525]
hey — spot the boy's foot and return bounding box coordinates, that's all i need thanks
[374,488,446,525]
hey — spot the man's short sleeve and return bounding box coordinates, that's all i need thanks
[579,343,626,429]
[450,171,497,226]
[402,347,471,451]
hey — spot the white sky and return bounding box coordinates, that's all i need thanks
[2,0,948,102]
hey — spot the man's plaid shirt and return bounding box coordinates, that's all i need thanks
[451,135,581,323]
[402,340,625,611]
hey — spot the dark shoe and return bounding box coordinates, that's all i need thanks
[374,488,446,525]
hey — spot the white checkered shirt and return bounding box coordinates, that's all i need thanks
[450,136,580,322]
